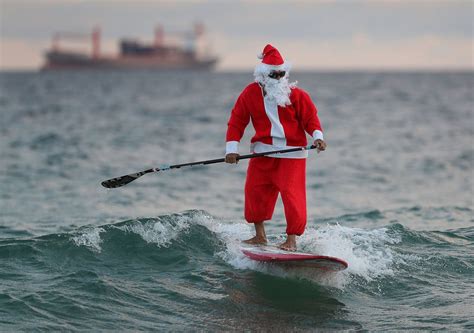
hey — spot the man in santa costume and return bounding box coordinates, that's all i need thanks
[225,44,326,251]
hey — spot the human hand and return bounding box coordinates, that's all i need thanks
[314,139,327,152]
[225,153,240,164]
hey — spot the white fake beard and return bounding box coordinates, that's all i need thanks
[257,75,297,107]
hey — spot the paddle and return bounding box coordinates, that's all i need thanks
[101,145,317,189]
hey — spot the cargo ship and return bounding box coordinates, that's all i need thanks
[42,23,218,70]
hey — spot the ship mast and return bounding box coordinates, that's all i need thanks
[91,27,101,59]
[154,24,164,47]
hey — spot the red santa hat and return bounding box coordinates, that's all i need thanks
[254,44,291,79]
[258,44,284,65]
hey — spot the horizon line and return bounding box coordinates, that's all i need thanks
[1,67,473,73]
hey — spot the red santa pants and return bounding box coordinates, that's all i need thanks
[244,157,307,236]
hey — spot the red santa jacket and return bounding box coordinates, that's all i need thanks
[226,82,323,158]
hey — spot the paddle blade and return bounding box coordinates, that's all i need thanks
[101,171,149,188]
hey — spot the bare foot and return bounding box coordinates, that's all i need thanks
[243,222,267,246]
[243,236,267,245]
[278,235,297,251]
[278,241,296,251]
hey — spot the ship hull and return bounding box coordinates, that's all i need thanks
[42,51,218,71]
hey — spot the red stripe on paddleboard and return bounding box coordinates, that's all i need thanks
[241,249,348,269]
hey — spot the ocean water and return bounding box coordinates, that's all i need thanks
[0,71,473,331]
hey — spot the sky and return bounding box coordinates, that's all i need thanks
[0,0,472,71]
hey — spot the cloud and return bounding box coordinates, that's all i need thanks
[1,33,472,70]
[214,33,473,70]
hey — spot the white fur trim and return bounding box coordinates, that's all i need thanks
[226,141,239,154]
[263,95,286,147]
[251,142,308,159]
[312,130,324,141]
[257,53,264,59]
[254,61,291,77]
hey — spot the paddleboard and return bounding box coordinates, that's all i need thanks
[241,244,348,271]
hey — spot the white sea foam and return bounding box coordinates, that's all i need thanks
[71,227,105,253]
[188,211,254,266]
[192,212,403,289]
[70,211,405,289]
[117,215,193,247]
[297,224,401,287]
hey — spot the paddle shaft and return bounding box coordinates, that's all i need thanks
[164,144,317,169]
[101,145,317,188]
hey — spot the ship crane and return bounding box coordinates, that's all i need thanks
[153,23,209,57]
[51,27,101,59]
